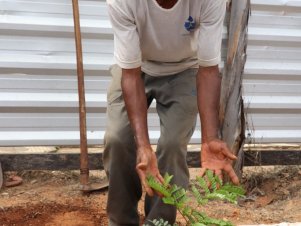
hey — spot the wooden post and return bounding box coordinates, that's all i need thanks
[220,0,250,179]
[0,162,3,188]
[72,0,89,187]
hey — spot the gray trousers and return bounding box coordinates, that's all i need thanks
[103,65,198,226]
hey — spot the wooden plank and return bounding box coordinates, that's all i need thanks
[244,150,301,166]
[0,150,300,171]
[0,153,103,171]
[0,152,190,171]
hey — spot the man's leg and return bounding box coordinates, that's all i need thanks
[144,69,198,224]
[103,65,142,226]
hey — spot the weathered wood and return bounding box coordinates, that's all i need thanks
[1,150,300,171]
[0,162,3,188]
[220,0,250,179]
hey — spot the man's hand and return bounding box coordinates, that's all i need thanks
[200,139,239,185]
[136,147,164,196]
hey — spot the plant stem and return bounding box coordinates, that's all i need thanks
[177,209,189,225]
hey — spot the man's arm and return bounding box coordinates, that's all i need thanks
[122,67,149,148]
[197,66,221,142]
[121,67,163,196]
[197,66,239,184]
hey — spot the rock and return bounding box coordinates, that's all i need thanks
[30,179,38,184]
[278,188,290,196]
[281,173,290,178]
[251,187,266,196]
[255,195,274,207]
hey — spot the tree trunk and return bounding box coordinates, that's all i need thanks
[220,0,250,179]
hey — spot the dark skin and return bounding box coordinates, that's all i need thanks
[121,0,239,196]
[121,67,164,196]
[156,0,178,9]
[122,66,239,197]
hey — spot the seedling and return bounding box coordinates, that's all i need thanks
[144,170,245,226]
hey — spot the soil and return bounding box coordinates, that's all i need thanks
[0,165,301,226]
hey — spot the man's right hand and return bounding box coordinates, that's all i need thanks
[136,147,164,196]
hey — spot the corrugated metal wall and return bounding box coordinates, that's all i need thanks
[0,0,111,145]
[244,0,301,143]
[0,0,300,146]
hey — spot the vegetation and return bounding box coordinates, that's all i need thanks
[144,170,245,226]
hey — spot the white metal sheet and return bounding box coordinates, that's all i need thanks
[0,0,300,145]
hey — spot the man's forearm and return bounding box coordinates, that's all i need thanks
[197,65,221,143]
[121,67,151,149]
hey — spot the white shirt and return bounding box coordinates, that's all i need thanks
[107,0,226,76]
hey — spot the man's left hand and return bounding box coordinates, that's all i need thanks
[200,139,239,185]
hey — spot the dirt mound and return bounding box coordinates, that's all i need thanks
[1,203,106,226]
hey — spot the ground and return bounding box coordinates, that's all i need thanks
[0,165,301,226]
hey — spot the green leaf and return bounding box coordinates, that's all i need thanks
[182,206,192,216]
[147,175,170,197]
[205,170,216,190]
[196,176,210,195]
[143,218,174,226]
[206,192,228,201]
[221,183,246,196]
[162,196,175,205]
[192,223,206,226]
[163,173,173,188]
[214,174,223,187]
[191,185,207,205]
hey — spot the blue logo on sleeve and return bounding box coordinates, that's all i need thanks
[184,16,196,32]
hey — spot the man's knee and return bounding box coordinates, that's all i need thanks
[105,131,125,149]
[158,135,186,157]
[103,130,135,173]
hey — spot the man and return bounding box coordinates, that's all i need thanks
[103,0,239,225]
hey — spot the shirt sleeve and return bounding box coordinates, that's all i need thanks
[107,0,141,69]
[198,0,226,67]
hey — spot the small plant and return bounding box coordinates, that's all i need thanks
[144,170,245,226]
